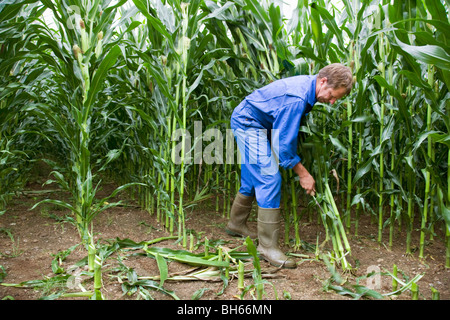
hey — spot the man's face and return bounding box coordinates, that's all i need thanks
[316,78,347,105]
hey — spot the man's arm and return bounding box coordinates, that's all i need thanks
[293,162,316,196]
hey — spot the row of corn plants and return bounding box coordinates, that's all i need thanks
[279,0,449,268]
[0,0,449,283]
[0,0,148,299]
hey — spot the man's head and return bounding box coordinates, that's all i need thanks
[315,63,353,105]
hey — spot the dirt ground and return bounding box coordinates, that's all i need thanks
[0,178,449,302]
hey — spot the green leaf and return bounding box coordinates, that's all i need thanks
[84,45,122,113]
[329,284,383,300]
[191,288,210,300]
[186,59,216,101]
[413,130,442,152]
[373,75,412,137]
[98,148,123,172]
[0,265,7,283]
[30,199,78,215]
[156,253,168,288]
[329,135,348,156]
[311,3,344,50]
[425,0,448,23]
[99,182,147,204]
[43,170,70,191]
[395,39,450,71]
[310,5,323,47]
[242,0,271,33]
[430,132,450,147]
[268,2,282,41]
[353,158,373,184]
[204,1,234,20]
[131,0,175,51]
[51,244,80,275]
[437,188,450,233]
[245,236,261,274]
[144,246,229,268]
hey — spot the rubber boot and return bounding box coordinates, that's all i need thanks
[225,192,257,239]
[257,207,296,269]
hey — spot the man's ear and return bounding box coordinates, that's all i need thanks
[320,77,328,86]
[316,77,327,92]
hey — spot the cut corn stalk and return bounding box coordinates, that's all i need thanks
[313,187,351,271]
[382,270,425,297]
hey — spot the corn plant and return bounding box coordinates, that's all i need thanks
[0,0,147,299]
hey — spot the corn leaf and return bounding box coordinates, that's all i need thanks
[84,45,121,113]
[144,246,229,268]
[156,253,168,288]
[311,3,345,50]
[395,39,450,71]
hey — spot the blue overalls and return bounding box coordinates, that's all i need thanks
[230,75,317,208]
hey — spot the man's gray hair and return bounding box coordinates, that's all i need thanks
[318,63,353,95]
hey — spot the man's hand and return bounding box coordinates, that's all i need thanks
[293,162,316,196]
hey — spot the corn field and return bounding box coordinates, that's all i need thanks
[0,0,449,300]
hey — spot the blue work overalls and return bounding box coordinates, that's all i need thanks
[230,75,317,208]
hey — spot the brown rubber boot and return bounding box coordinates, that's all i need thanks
[225,193,257,239]
[257,207,296,269]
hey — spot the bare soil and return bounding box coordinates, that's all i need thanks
[0,178,449,302]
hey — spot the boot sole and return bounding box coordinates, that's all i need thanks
[225,228,257,239]
[225,229,244,237]
[259,254,297,269]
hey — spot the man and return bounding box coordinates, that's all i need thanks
[226,63,353,269]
